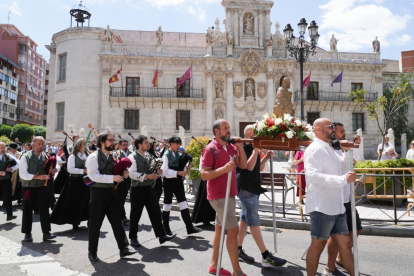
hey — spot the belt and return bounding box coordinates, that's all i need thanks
[70,174,84,178]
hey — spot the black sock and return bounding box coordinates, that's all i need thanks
[262,250,270,259]
[238,246,242,251]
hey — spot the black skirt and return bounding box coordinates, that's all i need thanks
[54,167,70,194]
[191,180,216,224]
[51,175,90,226]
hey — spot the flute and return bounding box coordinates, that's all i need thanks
[150,136,185,154]
[63,131,91,154]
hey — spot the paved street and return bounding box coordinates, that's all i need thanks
[0,201,411,276]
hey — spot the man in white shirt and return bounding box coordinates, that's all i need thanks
[406,140,414,161]
[304,118,357,276]
[0,142,19,220]
[377,136,397,160]
[117,138,132,225]
[352,135,362,163]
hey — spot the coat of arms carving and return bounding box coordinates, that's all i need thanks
[233,82,243,98]
[239,49,262,77]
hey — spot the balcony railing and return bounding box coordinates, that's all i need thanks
[294,91,378,102]
[110,87,204,99]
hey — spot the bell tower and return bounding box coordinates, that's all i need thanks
[222,0,274,48]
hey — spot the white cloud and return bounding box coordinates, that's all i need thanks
[126,0,143,10]
[187,6,196,15]
[395,34,411,45]
[198,9,206,22]
[0,1,24,17]
[144,0,186,9]
[318,0,412,52]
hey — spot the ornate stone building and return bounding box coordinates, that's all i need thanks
[46,0,386,158]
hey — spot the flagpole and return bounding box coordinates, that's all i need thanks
[190,63,193,97]
[121,64,124,95]
[340,69,343,93]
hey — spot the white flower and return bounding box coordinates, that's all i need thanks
[305,124,313,131]
[284,114,293,121]
[294,119,302,127]
[275,118,283,125]
[257,121,266,131]
[262,113,270,120]
[285,131,294,139]
[305,131,315,140]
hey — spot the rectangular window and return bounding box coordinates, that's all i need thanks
[307,82,319,100]
[126,77,140,96]
[176,110,190,130]
[307,112,320,126]
[56,102,65,130]
[352,113,364,131]
[176,79,190,97]
[124,110,139,129]
[58,54,67,81]
[351,83,363,92]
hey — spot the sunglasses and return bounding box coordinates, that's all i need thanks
[327,124,334,130]
[411,143,414,145]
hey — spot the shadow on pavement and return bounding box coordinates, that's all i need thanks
[0,222,19,232]
[90,259,150,276]
[167,235,211,252]
[137,245,184,264]
[19,240,64,255]
[52,227,93,241]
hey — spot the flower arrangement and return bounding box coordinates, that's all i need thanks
[254,113,314,142]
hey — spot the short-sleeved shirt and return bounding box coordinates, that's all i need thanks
[202,138,238,200]
[236,143,261,195]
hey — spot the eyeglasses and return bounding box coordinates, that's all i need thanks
[327,124,334,130]
[107,139,115,142]
[411,143,414,145]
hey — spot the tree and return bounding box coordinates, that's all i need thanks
[10,124,35,143]
[0,125,12,138]
[185,137,211,180]
[0,135,12,144]
[32,125,46,139]
[348,72,414,160]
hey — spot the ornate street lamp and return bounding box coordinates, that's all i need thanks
[284,18,319,120]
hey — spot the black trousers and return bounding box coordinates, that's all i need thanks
[48,177,56,209]
[163,177,187,204]
[154,178,163,201]
[0,179,13,217]
[21,186,51,234]
[88,187,128,254]
[129,185,166,239]
[115,178,130,219]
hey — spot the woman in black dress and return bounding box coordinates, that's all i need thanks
[54,144,70,194]
[51,138,90,230]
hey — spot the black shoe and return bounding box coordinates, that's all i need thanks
[203,222,213,226]
[24,233,33,242]
[162,211,173,235]
[88,252,99,262]
[130,238,141,247]
[17,200,22,205]
[6,215,17,221]
[122,218,130,225]
[73,225,79,230]
[187,226,203,235]
[120,247,137,258]
[43,233,56,241]
[159,234,177,244]
[239,248,255,263]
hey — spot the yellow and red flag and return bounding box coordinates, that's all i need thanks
[152,68,158,87]
[109,65,122,84]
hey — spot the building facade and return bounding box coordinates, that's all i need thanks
[0,53,19,126]
[401,50,414,73]
[0,24,46,126]
[46,0,386,158]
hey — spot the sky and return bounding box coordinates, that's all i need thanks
[0,0,413,61]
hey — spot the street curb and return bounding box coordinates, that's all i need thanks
[164,204,414,238]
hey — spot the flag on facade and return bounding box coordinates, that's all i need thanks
[331,71,343,87]
[109,65,122,84]
[152,68,158,87]
[303,71,311,88]
[177,66,191,86]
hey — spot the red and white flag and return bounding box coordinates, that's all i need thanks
[303,71,311,88]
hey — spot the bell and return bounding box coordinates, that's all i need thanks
[76,12,85,23]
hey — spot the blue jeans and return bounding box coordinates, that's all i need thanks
[310,211,349,240]
[238,190,261,227]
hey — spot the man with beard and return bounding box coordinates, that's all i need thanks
[324,122,362,276]
[19,136,56,242]
[128,135,176,247]
[201,119,248,276]
[0,142,19,221]
[117,138,131,225]
[304,119,358,276]
[161,136,202,236]
[85,132,136,262]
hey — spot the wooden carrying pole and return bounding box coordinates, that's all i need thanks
[349,150,359,275]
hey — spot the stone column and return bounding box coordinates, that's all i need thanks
[234,10,239,46]
[265,11,270,37]
[206,45,213,56]
[254,12,259,36]
[401,133,407,158]
[227,10,232,32]
[357,129,365,161]
[205,70,214,134]
[258,11,263,47]
[226,72,234,126]
[267,73,274,115]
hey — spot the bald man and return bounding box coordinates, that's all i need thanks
[304,118,357,276]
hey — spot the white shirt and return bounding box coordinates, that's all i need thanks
[405,149,414,161]
[353,147,361,162]
[377,143,397,160]
[85,151,113,184]
[0,153,19,172]
[161,152,178,178]
[19,152,60,181]
[128,151,146,182]
[67,153,87,174]
[304,138,350,215]
[335,149,352,203]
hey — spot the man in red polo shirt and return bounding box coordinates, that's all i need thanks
[201,119,248,276]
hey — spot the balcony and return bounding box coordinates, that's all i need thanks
[109,87,204,99]
[294,91,378,102]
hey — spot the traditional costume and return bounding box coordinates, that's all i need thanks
[0,152,19,220]
[117,148,131,225]
[8,143,23,205]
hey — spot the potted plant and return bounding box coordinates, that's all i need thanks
[185,137,211,194]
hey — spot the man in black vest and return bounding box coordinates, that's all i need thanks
[117,138,131,225]
[161,136,202,236]
[128,135,176,247]
[19,136,56,242]
[85,132,136,262]
[0,142,19,221]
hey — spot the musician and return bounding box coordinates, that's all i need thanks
[0,142,19,221]
[67,135,80,153]
[85,132,136,262]
[117,138,131,225]
[161,135,202,235]
[8,142,23,205]
[51,138,90,230]
[148,141,165,200]
[19,136,56,242]
[127,135,176,247]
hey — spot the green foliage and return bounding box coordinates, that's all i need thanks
[0,135,12,144]
[0,125,12,138]
[10,124,35,143]
[185,137,211,180]
[354,158,414,191]
[32,126,46,139]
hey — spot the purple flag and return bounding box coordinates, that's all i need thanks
[331,71,343,87]
[177,66,191,86]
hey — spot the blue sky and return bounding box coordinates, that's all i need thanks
[1,0,413,61]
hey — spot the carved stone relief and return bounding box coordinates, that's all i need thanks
[233,82,243,98]
[234,97,267,121]
[245,78,255,98]
[257,82,267,99]
[214,98,226,120]
[239,49,262,77]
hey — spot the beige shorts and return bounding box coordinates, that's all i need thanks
[209,197,239,230]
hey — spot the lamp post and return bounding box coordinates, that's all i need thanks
[283,18,319,120]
